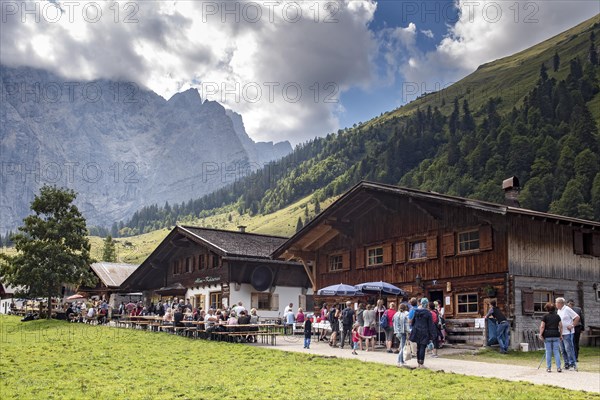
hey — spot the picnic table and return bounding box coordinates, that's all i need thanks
[209,323,280,345]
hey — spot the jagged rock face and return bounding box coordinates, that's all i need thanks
[0,66,292,233]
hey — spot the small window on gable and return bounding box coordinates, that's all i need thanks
[198,254,206,270]
[458,230,480,253]
[367,247,384,266]
[409,240,427,260]
[185,257,192,273]
[328,255,343,271]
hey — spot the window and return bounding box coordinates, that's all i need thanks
[212,254,219,269]
[209,292,222,310]
[583,233,593,255]
[456,293,478,314]
[173,260,180,275]
[533,291,552,313]
[198,254,206,270]
[251,292,278,311]
[458,230,480,253]
[409,240,427,260]
[185,257,192,273]
[328,255,343,271]
[367,247,384,266]
[595,284,600,302]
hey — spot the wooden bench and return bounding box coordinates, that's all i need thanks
[587,326,600,346]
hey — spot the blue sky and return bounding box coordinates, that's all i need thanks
[1,1,598,144]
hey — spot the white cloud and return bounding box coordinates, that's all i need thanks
[0,0,378,145]
[399,1,600,95]
[421,29,434,39]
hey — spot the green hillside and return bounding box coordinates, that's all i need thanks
[109,14,600,258]
[379,15,600,122]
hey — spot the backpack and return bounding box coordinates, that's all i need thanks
[379,312,388,329]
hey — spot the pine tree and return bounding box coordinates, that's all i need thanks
[0,186,96,318]
[553,51,560,72]
[102,235,117,262]
[296,217,304,232]
[591,173,600,221]
[540,63,548,81]
[314,198,321,214]
[590,32,598,66]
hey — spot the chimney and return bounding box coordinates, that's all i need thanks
[502,176,520,207]
[237,225,246,233]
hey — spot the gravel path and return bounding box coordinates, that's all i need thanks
[252,338,600,393]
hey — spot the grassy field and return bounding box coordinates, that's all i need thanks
[1,316,599,400]
[446,346,600,373]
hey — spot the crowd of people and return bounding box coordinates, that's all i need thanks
[59,294,587,372]
[283,298,446,368]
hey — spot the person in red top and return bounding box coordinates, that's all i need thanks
[385,302,397,353]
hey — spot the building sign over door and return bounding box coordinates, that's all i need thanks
[194,276,220,284]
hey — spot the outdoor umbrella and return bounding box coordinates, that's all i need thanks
[317,283,364,296]
[354,281,407,297]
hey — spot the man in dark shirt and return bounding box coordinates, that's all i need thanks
[174,307,185,327]
[567,299,584,362]
[486,300,509,354]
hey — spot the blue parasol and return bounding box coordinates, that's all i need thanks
[317,283,364,296]
[354,281,407,297]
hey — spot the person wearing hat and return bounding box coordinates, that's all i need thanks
[409,298,437,368]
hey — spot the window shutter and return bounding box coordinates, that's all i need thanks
[522,289,534,315]
[251,293,259,309]
[342,252,350,270]
[383,243,392,265]
[442,233,455,256]
[592,233,600,257]
[573,231,584,255]
[299,295,307,310]
[270,294,279,311]
[356,247,365,269]
[396,241,406,263]
[479,225,493,251]
[426,235,438,259]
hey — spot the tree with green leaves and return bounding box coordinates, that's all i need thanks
[0,186,96,318]
[553,51,560,72]
[102,235,117,262]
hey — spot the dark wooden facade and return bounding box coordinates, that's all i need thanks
[275,181,600,344]
[122,226,310,313]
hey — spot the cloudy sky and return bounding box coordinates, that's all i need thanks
[1,1,598,145]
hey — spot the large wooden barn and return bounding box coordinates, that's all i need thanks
[273,181,600,347]
[121,226,311,317]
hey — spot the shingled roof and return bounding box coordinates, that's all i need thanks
[90,262,139,288]
[178,226,287,259]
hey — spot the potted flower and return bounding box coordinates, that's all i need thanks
[484,285,497,297]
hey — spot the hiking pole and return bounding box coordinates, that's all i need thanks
[537,350,546,369]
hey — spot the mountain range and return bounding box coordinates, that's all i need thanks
[0,66,291,234]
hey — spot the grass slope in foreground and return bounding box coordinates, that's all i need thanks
[1,316,598,400]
